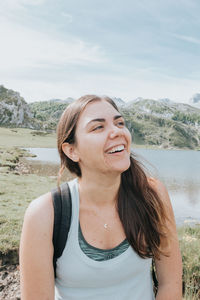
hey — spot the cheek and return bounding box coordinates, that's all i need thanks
[77,136,103,158]
[125,129,132,147]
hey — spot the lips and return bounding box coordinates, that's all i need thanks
[106,144,125,154]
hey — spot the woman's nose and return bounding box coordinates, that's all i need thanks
[108,125,123,139]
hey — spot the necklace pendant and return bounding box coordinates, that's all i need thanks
[104,223,108,229]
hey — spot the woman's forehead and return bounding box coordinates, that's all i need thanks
[81,100,118,119]
[76,100,120,129]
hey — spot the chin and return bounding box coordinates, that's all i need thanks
[120,162,131,173]
[110,159,131,174]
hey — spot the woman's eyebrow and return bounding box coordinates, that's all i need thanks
[114,115,123,120]
[86,118,105,126]
[86,115,123,126]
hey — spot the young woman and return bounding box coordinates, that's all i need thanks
[20,95,182,300]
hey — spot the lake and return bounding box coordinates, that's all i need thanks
[25,147,200,226]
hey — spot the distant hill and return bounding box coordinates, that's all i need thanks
[111,97,125,107]
[0,85,200,149]
[0,86,75,130]
[121,98,200,149]
[189,93,200,108]
[0,85,39,129]
[28,99,70,130]
[48,97,74,104]
[158,98,173,104]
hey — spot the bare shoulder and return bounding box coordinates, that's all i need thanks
[147,177,177,238]
[22,191,54,239]
[147,177,167,193]
[20,191,54,273]
[20,193,55,298]
[149,179,182,296]
[147,177,170,206]
[25,192,53,219]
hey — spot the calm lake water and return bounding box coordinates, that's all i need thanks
[25,147,200,226]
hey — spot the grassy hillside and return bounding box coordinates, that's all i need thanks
[29,100,68,130]
[0,127,56,148]
[1,85,200,149]
[122,107,200,149]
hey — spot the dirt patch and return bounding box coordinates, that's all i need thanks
[13,161,31,175]
[0,265,20,300]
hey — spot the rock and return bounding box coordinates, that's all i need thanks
[0,285,5,291]
[0,85,34,128]
[1,272,8,280]
[0,265,20,299]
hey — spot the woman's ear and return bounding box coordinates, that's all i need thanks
[62,143,79,162]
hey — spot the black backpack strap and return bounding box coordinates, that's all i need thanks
[52,182,72,278]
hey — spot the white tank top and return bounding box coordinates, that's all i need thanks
[55,178,155,300]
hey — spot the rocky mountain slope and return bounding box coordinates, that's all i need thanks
[0,85,200,149]
[0,85,32,127]
[0,85,41,129]
[189,93,200,108]
[122,98,200,149]
[28,99,69,130]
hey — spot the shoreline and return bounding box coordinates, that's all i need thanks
[1,126,200,151]
[2,145,199,228]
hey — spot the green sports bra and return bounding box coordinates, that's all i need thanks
[78,222,130,261]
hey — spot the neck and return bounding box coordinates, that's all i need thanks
[78,171,121,208]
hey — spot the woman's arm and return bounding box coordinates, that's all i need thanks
[149,178,182,300]
[19,192,55,300]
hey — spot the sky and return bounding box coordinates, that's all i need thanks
[0,0,200,103]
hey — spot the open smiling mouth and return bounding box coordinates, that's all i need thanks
[107,145,125,154]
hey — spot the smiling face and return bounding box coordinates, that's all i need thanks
[69,100,132,176]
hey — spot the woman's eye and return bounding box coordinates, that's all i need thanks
[118,121,125,126]
[93,125,103,131]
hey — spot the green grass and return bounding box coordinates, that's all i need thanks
[178,227,200,300]
[0,172,57,254]
[0,127,56,148]
[0,144,72,255]
[0,130,73,256]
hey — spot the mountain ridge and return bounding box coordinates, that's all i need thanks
[0,85,200,150]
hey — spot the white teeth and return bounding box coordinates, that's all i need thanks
[108,145,125,153]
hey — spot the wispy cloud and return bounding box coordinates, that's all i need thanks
[19,0,47,5]
[172,34,200,45]
[0,1,200,103]
[61,12,73,23]
[0,19,106,71]
[0,0,48,24]
[2,0,47,9]
[3,66,199,103]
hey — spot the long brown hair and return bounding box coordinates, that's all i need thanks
[57,95,169,259]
